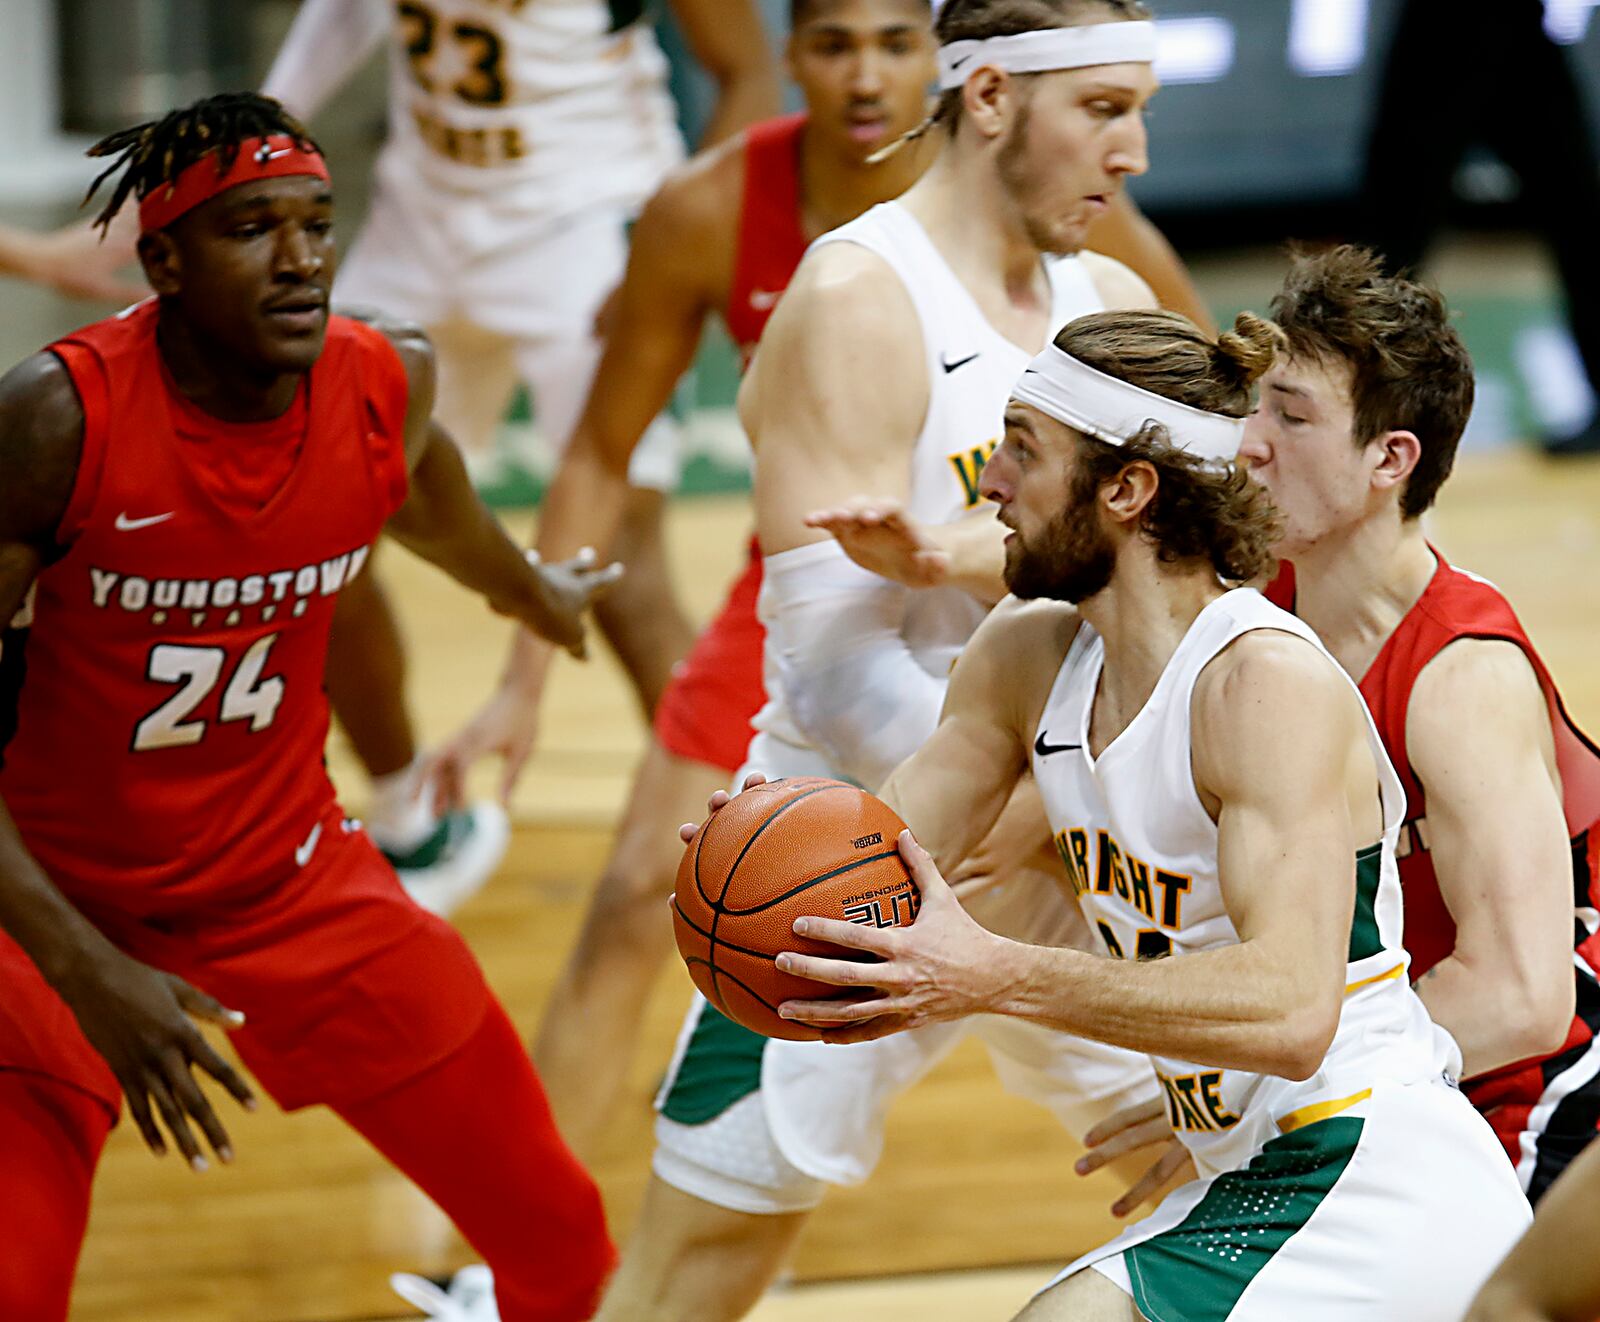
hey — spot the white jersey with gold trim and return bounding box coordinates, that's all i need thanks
[1030,588,1456,1179]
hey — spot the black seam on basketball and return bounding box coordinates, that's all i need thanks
[716,848,904,915]
[704,782,844,1013]
[673,898,785,963]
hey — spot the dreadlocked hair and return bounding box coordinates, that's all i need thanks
[867,0,1149,164]
[83,91,320,232]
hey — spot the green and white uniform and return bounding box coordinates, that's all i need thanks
[1031,588,1530,1320]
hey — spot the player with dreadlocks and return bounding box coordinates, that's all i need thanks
[0,92,617,1321]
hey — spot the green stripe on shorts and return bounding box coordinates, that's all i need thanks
[1126,1116,1363,1322]
[658,1002,767,1125]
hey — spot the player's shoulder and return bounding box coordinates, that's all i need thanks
[1078,249,1158,311]
[1410,636,1544,741]
[635,134,744,248]
[0,351,85,545]
[782,238,913,327]
[961,596,1081,686]
[1198,625,1353,730]
[330,307,430,380]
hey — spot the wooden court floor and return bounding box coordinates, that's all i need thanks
[73,452,1600,1321]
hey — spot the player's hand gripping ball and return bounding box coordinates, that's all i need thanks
[672,778,921,1040]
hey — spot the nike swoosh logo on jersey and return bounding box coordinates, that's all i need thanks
[1034,730,1083,757]
[255,145,294,162]
[114,511,175,531]
[941,351,981,373]
[294,821,323,869]
[749,288,782,311]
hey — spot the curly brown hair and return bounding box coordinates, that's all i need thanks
[1055,309,1285,583]
[1269,245,1474,518]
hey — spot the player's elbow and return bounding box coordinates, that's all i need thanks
[1268,993,1341,1082]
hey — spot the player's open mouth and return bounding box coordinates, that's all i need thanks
[1083,194,1109,212]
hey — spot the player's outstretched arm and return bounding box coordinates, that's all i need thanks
[376,324,622,657]
[0,218,145,305]
[429,158,729,802]
[781,634,1359,1076]
[1467,1137,1600,1322]
[1406,638,1575,1076]
[667,0,781,146]
[260,0,389,122]
[742,244,944,789]
[0,354,256,1167]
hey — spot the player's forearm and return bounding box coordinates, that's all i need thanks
[0,799,120,991]
[993,939,1339,1080]
[698,64,782,147]
[388,425,538,614]
[1415,951,1574,1079]
[261,0,389,121]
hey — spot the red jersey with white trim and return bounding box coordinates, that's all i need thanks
[1267,553,1600,1184]
[0,301,410,919]
[724,113,809,363]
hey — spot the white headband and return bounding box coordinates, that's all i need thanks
[938,21,1158,90]
[1011,343,1247,464]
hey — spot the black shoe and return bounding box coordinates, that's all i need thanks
[1542,415,1600,457]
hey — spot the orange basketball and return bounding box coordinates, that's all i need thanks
[672,777,920,1041]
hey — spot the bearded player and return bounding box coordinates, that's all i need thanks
[0,95,618,1322]
[432,0,1208,1165]
[590,3,1175,1318]
[763,307,1530,1320]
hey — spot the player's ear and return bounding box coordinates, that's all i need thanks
[963,67,1017,142]
[1369,429,1421,498]
[137,230,182,298]
[1101,460,1158,525]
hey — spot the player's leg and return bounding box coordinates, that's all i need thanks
[1017,1268,1144,1322]
[596,1177,808,1322]
[532,737,730,1158]
[333,999,614,1322]
[0,1074,115,1321]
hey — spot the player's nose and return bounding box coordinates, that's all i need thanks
[1237,415,1272,467]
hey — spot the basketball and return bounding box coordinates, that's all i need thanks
[672,777,921,1041]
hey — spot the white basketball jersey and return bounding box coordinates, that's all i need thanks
[1031,589,1456,1178]
[752,201,1105,759]
[377,0,683,207]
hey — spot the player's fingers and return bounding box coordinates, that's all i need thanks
[498,742,535,807]
[166,1053,236,1162]
[1075,1117,1171,1174]
[1083,1094,1168,1150]
[739,772,767,792]
[778,994,895,1024]
[146,1066,205,1170]
[775,951,892,988]
[705,788,731,815]
[184,1031,257,1112]
[788,913,899,956]
[170,977,245,1030]
[896,830,949,901]
[679,822,699,843]
[425,749,466,815]
[122,1079,167,1156]
[574,545,597,568]
[816,1016,903,1045]
[1112,1145,1193,1219]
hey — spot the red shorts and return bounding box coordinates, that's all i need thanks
[653,539,766,775]
[0,803,490,1115]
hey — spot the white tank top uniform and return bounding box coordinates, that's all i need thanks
[748,200,1104,784]
[1030,589,1530,1320]
[653,204,1158,1214]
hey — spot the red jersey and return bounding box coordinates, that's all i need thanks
[1268,552,1600,1182]
[724,113,809,363]
[0,301,410,920]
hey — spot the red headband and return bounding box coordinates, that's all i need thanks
[137,134,330,233]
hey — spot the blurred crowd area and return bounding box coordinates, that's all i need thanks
[5,0,1600,486]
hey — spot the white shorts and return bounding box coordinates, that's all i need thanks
[335,173,678,487]
[1044,1078,1531,1321]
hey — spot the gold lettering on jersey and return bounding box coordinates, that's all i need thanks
[1157,1068,1240,1132]
[1055,826,1191,929]
[410,105,528,167]
[947,439,998,508]
[85,546,371,629]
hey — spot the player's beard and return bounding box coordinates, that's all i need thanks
[1004,472,1116,603]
